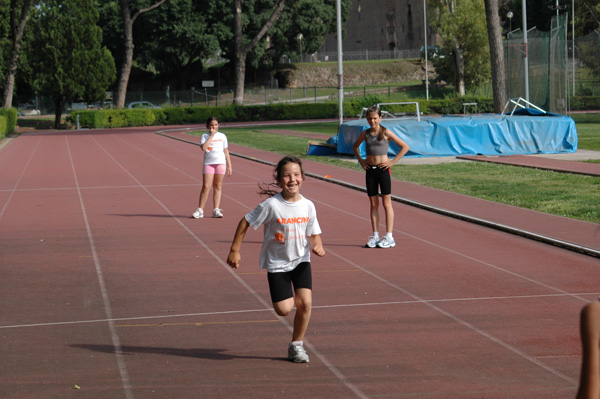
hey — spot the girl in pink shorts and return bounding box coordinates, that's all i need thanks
[192,116,233,218]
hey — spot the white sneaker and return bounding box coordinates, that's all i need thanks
[212,208,223,218]
[192,208,204,219]
[288,341,309,363]
[377,236,396,248]
[365,235,379,248]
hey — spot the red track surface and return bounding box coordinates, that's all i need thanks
[1,126,599,399]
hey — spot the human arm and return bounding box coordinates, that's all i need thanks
[200,133,215,152]
[200,124,219,151]
[224,148,233,177]
[226,217,250,269]
[577,300,600,399]
[308,234,325,257]
[380,129,410,169]
[352,131,368,170]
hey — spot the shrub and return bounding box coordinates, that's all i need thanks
[125,109,156,126]
[0,115,6,139]
[571,96,600,111]
[0,108,18,134]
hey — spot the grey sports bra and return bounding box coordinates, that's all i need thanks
[365,130,389,156]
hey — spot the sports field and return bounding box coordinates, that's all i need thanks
[1,124,598,398]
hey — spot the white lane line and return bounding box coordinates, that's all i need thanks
[65,136,135,399]
[2,292,597,330]
[96,133,370,399]
[0,137,40,219]
[326,246,580,386]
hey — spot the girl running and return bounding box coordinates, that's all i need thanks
[226,156,325,363]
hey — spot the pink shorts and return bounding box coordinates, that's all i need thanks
[203,163,226,175]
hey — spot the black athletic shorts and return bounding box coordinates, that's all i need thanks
[365,164,392,197]
[267,262,312,303]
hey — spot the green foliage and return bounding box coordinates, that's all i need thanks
[429,0,491,93]
[0,115,6,138]
[0,108,18,134]
[427,97,494,114]
[67,103,339,128]
[264,0,351,67]
[24,0,116,122]
[205,0,348,71]
[570,96,600,111]
[345,94,386,117]
[65,97,504,129]
[131,0,219,87]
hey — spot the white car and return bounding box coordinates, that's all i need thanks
[126,101,161,109]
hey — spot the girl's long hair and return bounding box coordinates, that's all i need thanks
[258,156,305,197]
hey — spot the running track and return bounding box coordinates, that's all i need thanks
[1,125,599,398]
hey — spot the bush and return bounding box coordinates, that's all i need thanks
[0,115,6,139]
[64,96,501,130]
[0,108,18,134]
[427,97,494,114]
[570,96,600,111]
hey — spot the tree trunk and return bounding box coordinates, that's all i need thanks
[453,46,466,96]
[1,0,31,109]
[115,0,134,109]
[53,97,64,129]
[233,0,245,105]
[232,0,286,105]
[484,0,507,113]
[115,0,166,109]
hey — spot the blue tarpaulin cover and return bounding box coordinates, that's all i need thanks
[336,110,577,158]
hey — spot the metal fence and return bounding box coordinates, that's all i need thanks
[16,83,443,115]
[284,48,422,63]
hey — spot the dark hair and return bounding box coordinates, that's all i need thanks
[206,116,219,128]
[258,156,304,197]
[366,105,382,117]
[366,105,386,141]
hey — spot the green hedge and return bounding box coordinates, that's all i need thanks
[0,115,6,139]
[66,97,508,129]
[570,96,600,111]
[0,108,18,136]
[67,103,340,129]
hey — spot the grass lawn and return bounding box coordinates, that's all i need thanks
[197,117,600,224]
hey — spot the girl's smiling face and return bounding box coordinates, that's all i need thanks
[366,111,381,131]
[278,162,303,201]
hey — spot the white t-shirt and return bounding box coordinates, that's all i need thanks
[245,193,322,273]
[200,132,228,165]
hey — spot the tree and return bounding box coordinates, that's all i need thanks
[115,0,166,108]
[484,0,507,112]
[205,0,345,104]
[232,0,286,105]
[261,0,350,68]
[132,0,219,89]
[1,0,32,109]
[430,0,491,96]
[25,0,116,127]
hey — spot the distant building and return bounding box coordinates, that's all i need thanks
[318,0,436,59]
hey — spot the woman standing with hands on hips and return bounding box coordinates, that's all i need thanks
[353,105,410,249]
[192,116,232,219]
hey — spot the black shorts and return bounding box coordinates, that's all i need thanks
[267,262,312,303]
[365,164,392,197]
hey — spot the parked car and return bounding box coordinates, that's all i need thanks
[420,45,443,59]
[126,101,161,109]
